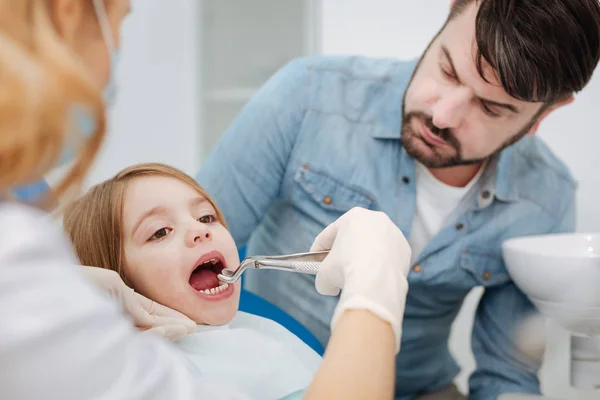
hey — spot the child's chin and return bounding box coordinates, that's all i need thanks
[193,306,238,326]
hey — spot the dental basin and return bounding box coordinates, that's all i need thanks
[502,233,600,336]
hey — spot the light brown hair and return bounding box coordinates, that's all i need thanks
[63,163,227,286]
[0,1,106,206]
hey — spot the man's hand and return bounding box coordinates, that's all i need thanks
[78,266,196,340]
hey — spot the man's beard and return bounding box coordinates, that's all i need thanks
[399,36,544,168]
[400,106,535,169]
[401,111,474,168]
[399,63,543,169]
[397,20,546,169]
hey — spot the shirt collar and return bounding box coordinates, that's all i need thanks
[492,145,519,202]
[370,58,419,140]
[474,148,518,208]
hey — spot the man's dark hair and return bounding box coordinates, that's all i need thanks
[450,0,600,103]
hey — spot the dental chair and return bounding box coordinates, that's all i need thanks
[237,247,325,356]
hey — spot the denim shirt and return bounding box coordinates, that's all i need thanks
[196,55,576,399]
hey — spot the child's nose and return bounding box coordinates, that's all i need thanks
[186,225,211,247]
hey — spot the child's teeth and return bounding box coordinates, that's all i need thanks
[200,283,230,295]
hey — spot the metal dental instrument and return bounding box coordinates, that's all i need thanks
[217,250,329,284]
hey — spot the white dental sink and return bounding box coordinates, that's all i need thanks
[502,233,600,336]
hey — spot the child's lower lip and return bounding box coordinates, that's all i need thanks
[194,283,234,301]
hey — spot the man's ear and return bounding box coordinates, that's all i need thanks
[528,95,574,135]
[50,0,85,45]
[450,0,457,8]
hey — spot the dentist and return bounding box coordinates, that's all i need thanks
[0,1,412,399]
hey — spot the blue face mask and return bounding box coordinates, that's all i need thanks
[58,105,98,166]
[12,1,119,202]
[54,0,117,167]
[94,0,120,107]
[59,0,118,165]
[103,48,119,106]
[12,105,96,203]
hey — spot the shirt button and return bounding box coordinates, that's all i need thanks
[402,176,410,184]
[323,196,332,205]
[483,271,491,280]
[456,223,464,231]
[413,265,421,273]
[481,190,491,199]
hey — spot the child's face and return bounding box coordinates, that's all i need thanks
[121,176,240,325]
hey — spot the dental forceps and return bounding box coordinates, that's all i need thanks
[217,250,329,284]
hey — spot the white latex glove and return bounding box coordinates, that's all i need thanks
[310,207,411,353]
[77,266,197,341]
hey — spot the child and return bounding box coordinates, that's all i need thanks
[63,163,321,399]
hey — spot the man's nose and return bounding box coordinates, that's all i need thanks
[431,88,471,129]
[185,223,212,247]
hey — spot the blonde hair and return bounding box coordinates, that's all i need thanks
[63,163,227,286]
[0,1,106,208]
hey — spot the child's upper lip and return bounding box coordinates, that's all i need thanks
[190,250,227,275]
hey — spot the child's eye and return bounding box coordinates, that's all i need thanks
[149,228,171,241]
[198,215,216,224]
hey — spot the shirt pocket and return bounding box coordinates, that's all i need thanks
[293,164,374,215]
[459,248,511,287]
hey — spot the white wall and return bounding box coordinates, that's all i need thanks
[85,0,201,188]
[321,1,600,398]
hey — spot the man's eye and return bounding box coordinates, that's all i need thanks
[481,102,501,117]
[441,66,457,81]
[149,228,171,241]
[198,215,216,224]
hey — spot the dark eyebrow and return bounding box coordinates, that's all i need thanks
[442,46,459,81]
[131,206,168,239]
[480,97,519,114]
[441,46,519,114]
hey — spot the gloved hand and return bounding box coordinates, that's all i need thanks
[310,207,411,353]
[77,266,197,340]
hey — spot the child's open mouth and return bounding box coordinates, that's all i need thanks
[189,252,234,300]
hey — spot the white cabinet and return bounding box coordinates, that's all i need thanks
[198,0,321,160]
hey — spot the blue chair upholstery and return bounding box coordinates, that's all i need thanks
[237,247,324,356]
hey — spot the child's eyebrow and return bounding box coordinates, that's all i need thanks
[189,197,208,208]
[131,206,168,238]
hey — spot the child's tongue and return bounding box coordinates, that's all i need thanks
[189,269,219,291]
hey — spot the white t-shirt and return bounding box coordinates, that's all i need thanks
[175,312,322,400]
[409,162,485,263]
